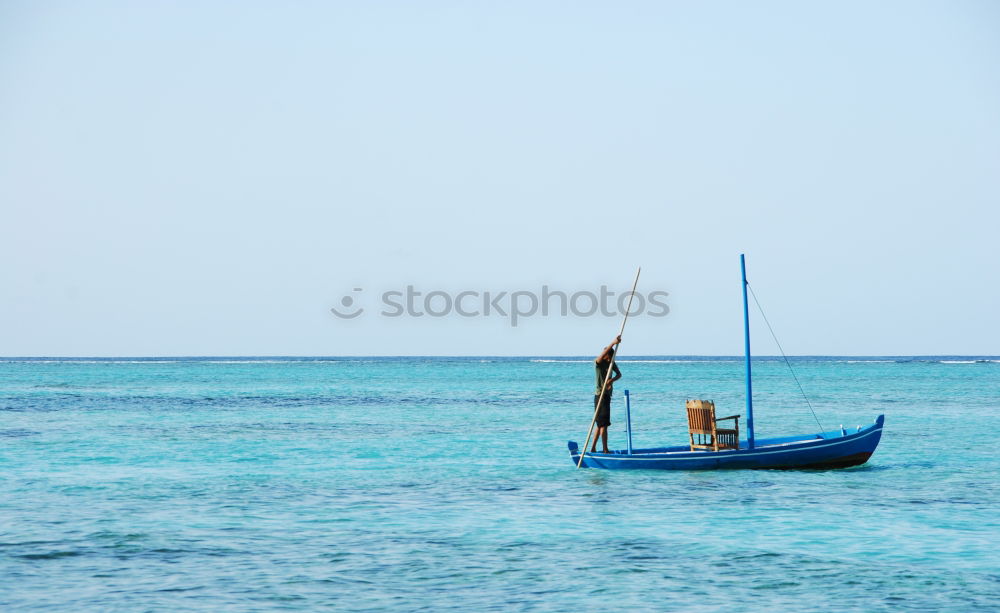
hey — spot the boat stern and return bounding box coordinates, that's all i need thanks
[567,441,582,466]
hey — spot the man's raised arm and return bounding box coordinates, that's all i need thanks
[595,335,622,362]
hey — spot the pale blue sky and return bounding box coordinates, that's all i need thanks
[2,1,998,356]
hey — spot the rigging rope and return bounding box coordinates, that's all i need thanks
[746,282,826,432]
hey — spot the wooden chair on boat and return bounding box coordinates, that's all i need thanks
[686,399,740,452]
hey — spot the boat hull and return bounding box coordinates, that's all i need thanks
[569,415,884,470]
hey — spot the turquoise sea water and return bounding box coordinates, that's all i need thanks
[1,356,998,611]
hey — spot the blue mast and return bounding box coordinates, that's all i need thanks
[740,254,756,450]
[624,389,633,455]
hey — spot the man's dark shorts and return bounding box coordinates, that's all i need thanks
[594,393,611,427]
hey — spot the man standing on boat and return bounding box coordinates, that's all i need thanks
[592,335,623,453]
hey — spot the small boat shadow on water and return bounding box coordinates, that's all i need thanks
[576,461,934,479]
[845,461,935,472]
[750,461,933,473]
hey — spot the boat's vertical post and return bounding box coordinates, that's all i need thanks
[741,254,756,450]
[625,389,633,455]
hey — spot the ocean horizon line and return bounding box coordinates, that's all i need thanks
[2,354,998,361]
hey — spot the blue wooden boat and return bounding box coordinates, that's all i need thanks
[569,416,884,469]
[569,255,885,470]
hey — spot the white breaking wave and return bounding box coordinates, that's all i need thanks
[0,359,185,364]
[529,359,728,363]
[201,360,289,364]
[0,359,320,364]
[840,360,895,363]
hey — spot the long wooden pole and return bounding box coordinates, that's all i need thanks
[577,266,641,468]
